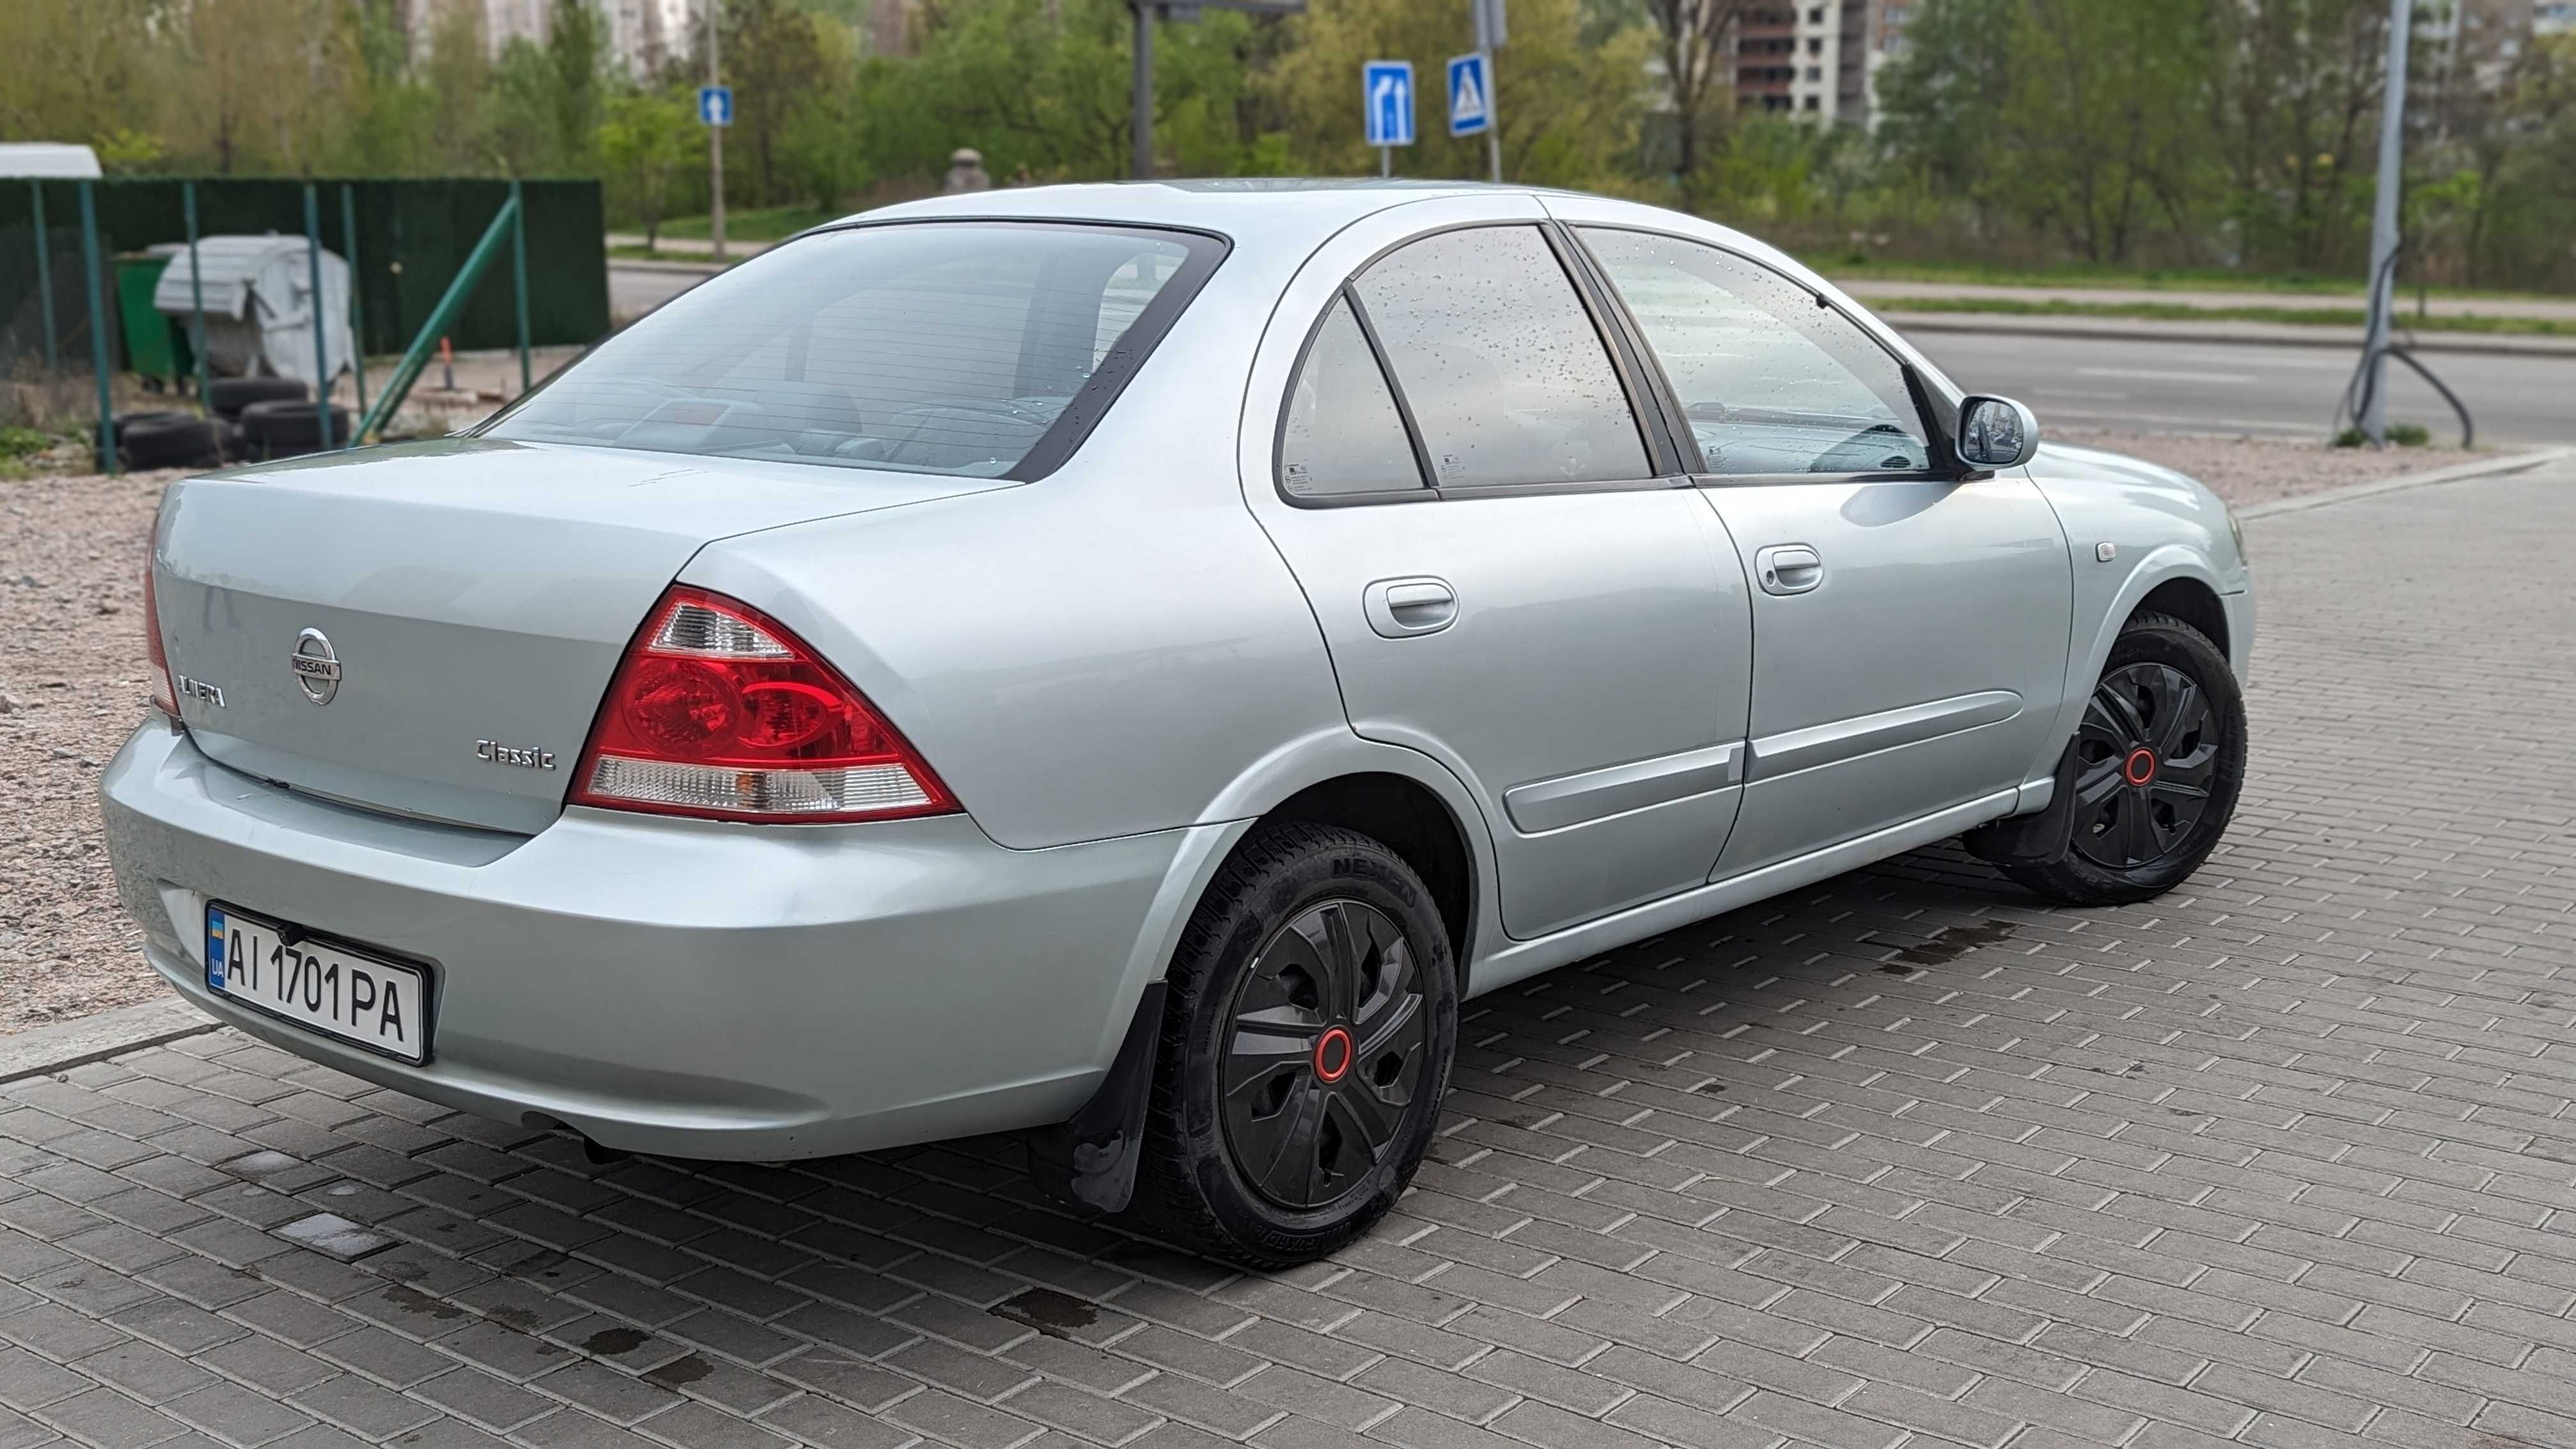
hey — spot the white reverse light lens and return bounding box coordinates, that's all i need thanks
[650,601,793,658]
[584,756,933,816]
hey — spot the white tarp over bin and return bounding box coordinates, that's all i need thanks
[153,236,353,388]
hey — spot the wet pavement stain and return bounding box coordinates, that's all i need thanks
[1889,919,2020,967]
[484,1305,544,1332]
[992,1288,1099,1340]
[583,1326,651,1356]
[644,1353,714,1388]
[381,1285,463,1321]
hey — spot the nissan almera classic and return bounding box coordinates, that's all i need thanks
[103,181,2253,1267]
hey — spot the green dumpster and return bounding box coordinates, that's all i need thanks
[114,254,188,385]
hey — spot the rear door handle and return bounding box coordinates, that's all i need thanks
[1755,544,1823,595]
[1363,577,1458,637]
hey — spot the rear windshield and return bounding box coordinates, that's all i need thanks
[484,221,1222,479]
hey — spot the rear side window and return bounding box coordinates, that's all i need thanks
[1279,296,1425,499]
[484,222,1222,479]
[1353,226,1649,490]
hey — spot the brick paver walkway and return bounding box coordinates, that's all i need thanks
[6,464,2575,1449]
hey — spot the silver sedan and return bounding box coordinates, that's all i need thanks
[102,181,2253,1266]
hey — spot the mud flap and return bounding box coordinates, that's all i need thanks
[1026,983,1165,1214]
[1964,737,2081,867]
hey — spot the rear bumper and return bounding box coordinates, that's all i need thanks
[98,721,1216,1160]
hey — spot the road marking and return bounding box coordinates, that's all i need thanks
[2078,367,2259,384]
[2036,388,2133,401]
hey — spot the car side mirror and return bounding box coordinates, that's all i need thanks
[1958,395,2039,470]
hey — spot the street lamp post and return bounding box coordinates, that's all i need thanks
[707,0,726,264]
[2358,0,2412,446]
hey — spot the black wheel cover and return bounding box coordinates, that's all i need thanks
[1220,899,1428,1210]
[2071,660,2221,870]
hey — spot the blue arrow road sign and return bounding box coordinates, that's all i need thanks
[698,85,733,127]
[1447,53,1491,137]
[1363,61,1414,148]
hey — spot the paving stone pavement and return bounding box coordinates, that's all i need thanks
[6,463,2576,1449]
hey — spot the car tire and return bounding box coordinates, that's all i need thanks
[118,415,224,471]
[1132,822,1457,1268]
[2001,611,2246,907]
[239,399,353,452]
[208,376,309,419]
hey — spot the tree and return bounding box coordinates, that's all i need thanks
[1640,0,1750,197]
[597,88,699,245]
[716,0,832,205]
[548,0,610,174]
[1991,0,2213,263]
[2206,0,2391,271]
[1261,0,1650,185]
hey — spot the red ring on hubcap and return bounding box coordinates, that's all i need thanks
[1314,1026,1353,1083]
[2123,747,2158,786]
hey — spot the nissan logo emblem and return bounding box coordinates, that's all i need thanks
[291,628,342,705]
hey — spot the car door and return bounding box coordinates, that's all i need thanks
[1571,224,2073,878]
[1249,218,1754,940]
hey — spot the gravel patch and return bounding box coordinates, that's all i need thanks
[0,436,2533,1034]
[1,468,178,1035]
[2054,429,2488,506]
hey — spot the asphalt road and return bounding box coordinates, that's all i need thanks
[608,260,2576,446]
[1911,328,2575,447]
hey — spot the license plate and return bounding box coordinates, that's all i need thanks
[204,904,430,1065]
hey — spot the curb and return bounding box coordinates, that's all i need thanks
[2238,446,2573,521]
[1880,311,2576,359]
[608,256,729,277]
[0,998,220,1085]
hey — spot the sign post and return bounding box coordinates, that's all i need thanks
[700,1,730,265]
[1463,0,1504,182]
[1364,60,1416,176]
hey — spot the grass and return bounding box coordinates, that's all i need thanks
[1862,294,2576,337]
[631,203,842,245]
[1804,254,2571,303]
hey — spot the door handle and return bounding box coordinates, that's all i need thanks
[1363,577,1458,638]
[1755,544,1823,595]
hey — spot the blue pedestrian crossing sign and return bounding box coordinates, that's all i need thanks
[698,86,733,127]
[1363,61,1415,148]
[1447,54,1492,138]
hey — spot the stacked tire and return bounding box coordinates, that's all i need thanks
[114,411,224,471]
[238,399,353,459]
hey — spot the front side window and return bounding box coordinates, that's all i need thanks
[485,222,1215,479]
[1279,296,1426,499]
[1579,228,1933,478]
[1353,226,1650,490]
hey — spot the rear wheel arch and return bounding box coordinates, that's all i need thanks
[1260,772,1476,985]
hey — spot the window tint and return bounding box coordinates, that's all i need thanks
[1354,227,1649,489]
[1279,296,1426,498]
[486,223,1206,478]
[1579,228,1933,477]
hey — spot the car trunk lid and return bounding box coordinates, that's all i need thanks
[153,438,1010,834]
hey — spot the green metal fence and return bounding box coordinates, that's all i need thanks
[1,175,606,475]
[0,176,604,373]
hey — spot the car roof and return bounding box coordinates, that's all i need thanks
[842,179,1579,250]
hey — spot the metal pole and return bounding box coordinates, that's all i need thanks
[1483,52,1501,183]
[1380,144,1390,178]
[31,181,57,372]
[303,183,333,451]
[77,181,115,475]
[183,181,208,410]
[1132,1,1154,180]
[707,0,726,264]
[510,180,532,395]
[2359,0,2411,446]
[341,184,368,431]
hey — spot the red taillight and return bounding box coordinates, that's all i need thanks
[145,530,177,717]
[569,586,958,824]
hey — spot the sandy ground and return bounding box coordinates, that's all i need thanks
[0,434,2525,1036]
